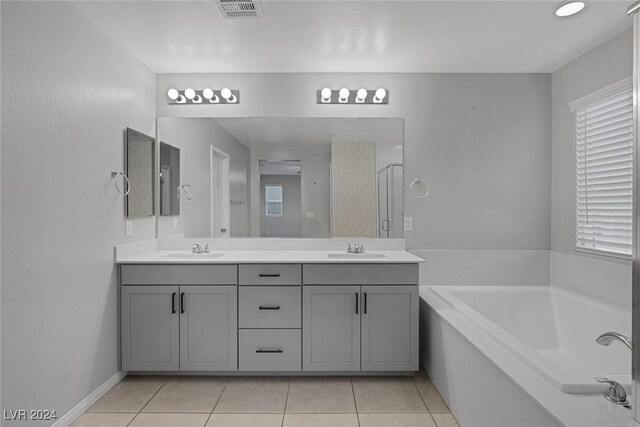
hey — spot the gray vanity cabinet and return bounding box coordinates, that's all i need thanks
[302,286,361,371]
[121,286,180,371]
[179,286,237,371]
[361,285,419,371]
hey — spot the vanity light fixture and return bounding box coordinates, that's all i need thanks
[320,87,332,103]
[316,88,389,105]
[339,88,350,103]
[554,1,585,17]
[167,88,240,104]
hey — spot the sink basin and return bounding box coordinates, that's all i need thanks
[327,253,387,259]
[162,252,224,260]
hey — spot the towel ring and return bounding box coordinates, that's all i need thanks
[177,183,193,201]
[111,170,131,196]
[409,178,430,199]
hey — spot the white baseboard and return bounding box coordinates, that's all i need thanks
[52,371,126,427]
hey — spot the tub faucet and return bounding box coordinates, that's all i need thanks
[596,332,633,350]
[595,377,628,406]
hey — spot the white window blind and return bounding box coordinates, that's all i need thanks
[575,86,634,257]
[265,184,283,217]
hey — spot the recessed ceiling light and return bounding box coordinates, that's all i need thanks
[555,1,585,17]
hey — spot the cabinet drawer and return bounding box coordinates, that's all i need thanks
[239,264,301,285]
[239,329,301,371]
[303,264,418,285]
[239,286,301,329]
[121,265,238,285]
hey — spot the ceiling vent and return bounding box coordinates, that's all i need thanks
[216,0,262,19]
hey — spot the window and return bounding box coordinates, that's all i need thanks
[265,184,283,217]
[572,80,633,258]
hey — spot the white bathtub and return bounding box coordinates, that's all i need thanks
[430,285,631,394]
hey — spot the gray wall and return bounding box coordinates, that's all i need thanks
[1,2,156,425]
[157,118,250,238]
[158,73,552,251]
[260,175,302,237]
[551,29,633,256]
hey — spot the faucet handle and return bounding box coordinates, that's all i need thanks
[359,244,365,253]
[192,243,199,253]
[347,243,353,253]
[595,377,628,405]
[204,244,209,253]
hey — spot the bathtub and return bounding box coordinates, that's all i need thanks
[429,285,631,394]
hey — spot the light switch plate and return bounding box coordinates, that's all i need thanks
[404,217,413,232]
[173,217,179,229]
[125,220,133,236]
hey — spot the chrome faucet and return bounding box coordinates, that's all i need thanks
[191,243,210,254]
[596,332,633,350]
[347,243,365,254]
[595,377,628,405]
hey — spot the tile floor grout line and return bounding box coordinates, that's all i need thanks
[350,376,361,427]
[210,378,229,415]
[281,377,291,427]
[413,372,445,427]
[137,376,170,414]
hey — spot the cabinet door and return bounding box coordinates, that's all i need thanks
[303,286,360,371]
[361,285,418,371]
[122,286,179,371]
[180,286,238,371]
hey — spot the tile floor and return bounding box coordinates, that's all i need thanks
[73,370,459,427]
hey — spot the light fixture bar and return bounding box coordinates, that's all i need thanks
[167,88,240,104]
[316,88,388,104]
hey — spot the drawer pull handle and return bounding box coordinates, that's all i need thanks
[259,305,281,310]
[355,292,358,314]
[256,348,283,354]
[364,292,367,314]
[180,292,185,314]
[259,273,281,278]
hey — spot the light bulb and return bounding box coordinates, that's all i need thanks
[184,88,196,100]
[375,88,386,101]
[167,88,180,100]
[202,88,214,99]
[555,1,585,17]
[321,88,332,102]
[339,88,350,102]
[356,88,367,102]
[221,88,232,99]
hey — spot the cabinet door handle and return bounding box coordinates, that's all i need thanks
[364,292,367,314]
[259,273,281,278]
[172,293,177,314]
[259,305,280,310]
[256,348,283,353]
[180,292,185,314]
[355,292,359,314]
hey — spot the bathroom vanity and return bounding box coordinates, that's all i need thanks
[117,247,422,374]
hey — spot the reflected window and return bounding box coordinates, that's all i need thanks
[265,184,283,217]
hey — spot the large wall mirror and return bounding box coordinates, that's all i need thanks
[156,117,403,239]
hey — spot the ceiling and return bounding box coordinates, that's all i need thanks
[71,1,634,74]
[213,117,403,151]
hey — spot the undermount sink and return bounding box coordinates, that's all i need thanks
[327,253,387,259]
[162,252,224,260]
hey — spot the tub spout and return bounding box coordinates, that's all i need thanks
[596,332,632,350]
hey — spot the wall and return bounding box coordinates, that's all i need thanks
[157,72,552,278]
[551,29,633,309]
[260,175,302,237]
[250,149,331,238]
[157,117,250,238]
[1,2,156,425]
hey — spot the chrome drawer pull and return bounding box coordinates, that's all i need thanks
[259,305,281,310]
[259,273,281,278]
[256,348,283,354]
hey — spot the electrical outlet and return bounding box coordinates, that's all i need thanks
[404,217,413,232]
[125,220,133,236]
[173,217,179,229]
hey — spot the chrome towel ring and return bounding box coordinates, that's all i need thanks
[111,170,131,196]
[409,178,430,199]
[177,183,193,200]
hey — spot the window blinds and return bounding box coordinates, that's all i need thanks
[575,87,634,257]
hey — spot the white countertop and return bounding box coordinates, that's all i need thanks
[116,249,425,264]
